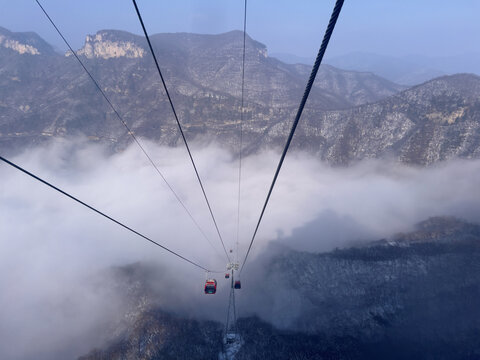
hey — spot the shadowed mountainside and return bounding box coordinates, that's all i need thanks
[79,217,480,359]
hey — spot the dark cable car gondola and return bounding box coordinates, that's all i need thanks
[225,273,230,279]
[204,279,217,294]
[234,280,241,289]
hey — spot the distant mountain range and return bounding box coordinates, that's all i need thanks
[79,216,480,359]
[273,51,480,86]
[271,52,480,86]
[325,52,480,86]
[1,27,480,165]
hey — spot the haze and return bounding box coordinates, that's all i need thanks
[1,139,480,359]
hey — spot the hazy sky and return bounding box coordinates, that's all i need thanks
[1,0,479,58]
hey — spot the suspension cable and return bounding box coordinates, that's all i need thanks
[224,269,238,337]
[235,0,248,264]
[132,0,230,262]
[34,0,224,261]
[0,155,221,272]
[240,0,345,273]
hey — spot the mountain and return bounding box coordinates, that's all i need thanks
[0,26,56,56]
[1,28,480,166]
[0,28,404,155]
[294,73,480,165]
[270,52,314,66]
[79,216,480,359]
[326,52,480,85]
[79,310,223,360]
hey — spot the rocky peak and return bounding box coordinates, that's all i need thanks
[0,26,54,56]
[0,34,40,55]
[73,30,146,59]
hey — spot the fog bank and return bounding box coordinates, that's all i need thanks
[1,138,479,359]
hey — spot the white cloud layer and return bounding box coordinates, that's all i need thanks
[1,138,479,359]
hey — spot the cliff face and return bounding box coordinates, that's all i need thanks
[79,217,480,360]
[0,26,55,56]
[72,31,146,59]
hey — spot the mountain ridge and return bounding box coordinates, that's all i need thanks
[326,51,480,85]
[1,28,479,165]
[0,26,56,56]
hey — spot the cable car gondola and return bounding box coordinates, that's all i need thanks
[225,273,230,279]
[234,280,241,289]
[204,279,217,294]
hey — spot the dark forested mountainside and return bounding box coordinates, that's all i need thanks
[79,217,480,360]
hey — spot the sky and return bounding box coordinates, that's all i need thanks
[1,0,479,59]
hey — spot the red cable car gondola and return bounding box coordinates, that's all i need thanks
[204,279,217,294]
[225,273,230,279]
[234,280,241,289]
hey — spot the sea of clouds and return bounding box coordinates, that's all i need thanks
[1,138,479,359]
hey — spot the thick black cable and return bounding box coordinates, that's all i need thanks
[34,0,224,261]
[240,0,345,272]
[0,155,219,272]
[132,0,230,262]
[235,0,248,264]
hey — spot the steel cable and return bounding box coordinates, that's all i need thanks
[34,0,224,261]
[0,155,221,272]
[235,0,248,264]
[240,0,345,272]
[132,0,231,262]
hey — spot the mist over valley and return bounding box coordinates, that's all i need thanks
[1,12,480,360]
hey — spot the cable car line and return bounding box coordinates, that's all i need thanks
[30,0,345,302]
[132,0,230,262]
[223,3,247,344]
[34,0,224,262]
[235,0,248,264]
[240,0,345,273]
[0,155,221,273]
